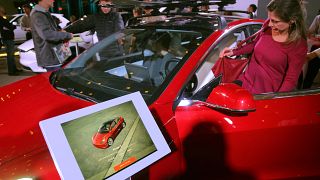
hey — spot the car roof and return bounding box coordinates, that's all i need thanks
[9,13,69,27]
[102,118,118,125]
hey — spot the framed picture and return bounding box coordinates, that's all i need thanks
[40,92,171,180]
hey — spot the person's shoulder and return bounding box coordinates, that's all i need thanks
[21,14,27,19]
[31,10,45,17]
[289,38,307,52]
[298,38,308,47]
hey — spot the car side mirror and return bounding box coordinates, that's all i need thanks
[205,83,256,113]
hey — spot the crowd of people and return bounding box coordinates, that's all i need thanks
[0,0,320,94]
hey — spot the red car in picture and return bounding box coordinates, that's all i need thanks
[92,117,126,149]
[0,4,320,180]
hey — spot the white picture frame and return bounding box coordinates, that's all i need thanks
[39,92,171,180]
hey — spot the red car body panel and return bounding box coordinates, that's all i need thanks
[0,18,320,180]
[174,94,320,179]
[0,73,92,179]
[92,132,109,148]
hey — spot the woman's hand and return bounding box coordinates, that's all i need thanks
[219,47,234,58]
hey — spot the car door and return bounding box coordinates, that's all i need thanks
[112,119,122,139]
[173,24,320,179]
[10,15,27,43]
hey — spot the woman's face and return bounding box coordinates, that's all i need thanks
[99,0,112,14]
[268,11,290,34]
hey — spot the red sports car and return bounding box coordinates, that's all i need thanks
[0,11,320,180]
[92,117,126,149]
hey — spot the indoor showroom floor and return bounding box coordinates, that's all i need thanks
[0,55,35,87]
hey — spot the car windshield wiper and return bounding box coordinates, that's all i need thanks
[56,87,99,103]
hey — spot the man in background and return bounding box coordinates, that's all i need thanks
[247,4,257,19]
[0,6,19,76]
[31,0,73,71]
[21,4,32,40]
[65,0,124,60]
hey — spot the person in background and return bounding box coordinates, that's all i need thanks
[0,6,20,76]
[299,0,307,20]
[21,4,32,40]
[65,0,124,59]
[144,33,175,86]
[302,14,320,88]
[66,15,77,26]
[126,6,142,26]
[31,0,73,72]
[199,5,209,12]
[52,15,62,30]
[141,2,165,23]
[247,4,257,19]
[220,0,307,94]
[133,6,143,18]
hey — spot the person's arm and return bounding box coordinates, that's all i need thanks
[279,40,308,92]
[20,15,30,31]
[2,18,15,31]
[306,47,320,61]
[219,32,261,57]
[32,12,72,42]
[232,38,257,56]
[309,15,320,35]
[114,12,124,32]
[308,15,320,46]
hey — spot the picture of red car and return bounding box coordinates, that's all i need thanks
[1,3,320,180]
[92,117,126,149]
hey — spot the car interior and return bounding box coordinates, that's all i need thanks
[84,29,202,87]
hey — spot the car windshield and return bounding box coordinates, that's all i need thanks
[98,121,112,133]
[52,28,207,103]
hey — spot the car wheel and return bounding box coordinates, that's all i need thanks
[122,122,126,128]
[107,138,114,146]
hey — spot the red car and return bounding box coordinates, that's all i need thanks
[1,12,320,180]
[92,117,126,149]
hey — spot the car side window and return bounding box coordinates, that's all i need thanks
[111,121,116,128]
[187,28,249,97]
[11,16,22,26]
[115,117,119,123]
[251,24,262,34]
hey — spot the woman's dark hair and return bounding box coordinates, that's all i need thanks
[267,0,307,43]
[249,4,257,12]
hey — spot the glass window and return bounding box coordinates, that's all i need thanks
[54,28,206,103]
[182,27,249,99]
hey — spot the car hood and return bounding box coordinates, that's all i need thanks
[0,73,92,172]
[92,132,107,145]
